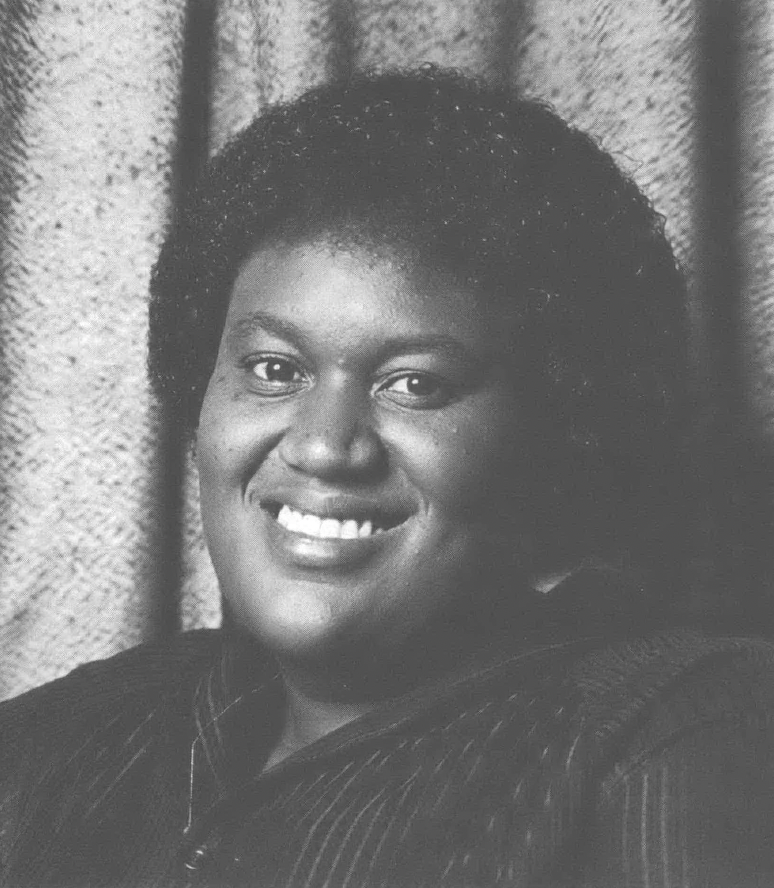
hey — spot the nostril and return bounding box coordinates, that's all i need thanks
[279,422,385,480]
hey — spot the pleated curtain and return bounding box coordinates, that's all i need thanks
[1,0,773,699]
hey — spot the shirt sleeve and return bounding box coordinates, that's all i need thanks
[580,653,774,887]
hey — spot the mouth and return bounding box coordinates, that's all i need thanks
[262,502,409,540]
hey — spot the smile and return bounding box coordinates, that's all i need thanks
[259,499,412,571]
[276,505,384,539]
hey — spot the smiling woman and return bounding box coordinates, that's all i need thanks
[198,242,524,691]
[1,67,774,888]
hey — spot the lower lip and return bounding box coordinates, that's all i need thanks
[262,511,408,570]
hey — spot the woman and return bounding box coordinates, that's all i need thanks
[1,66,772,887]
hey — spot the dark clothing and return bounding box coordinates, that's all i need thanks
[1,595,774,886]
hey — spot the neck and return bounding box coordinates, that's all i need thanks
[263,587,533,769]
[265,668,376,770]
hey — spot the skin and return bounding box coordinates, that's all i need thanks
[196,239,531,765]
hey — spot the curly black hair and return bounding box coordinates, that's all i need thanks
[149,65,688,565]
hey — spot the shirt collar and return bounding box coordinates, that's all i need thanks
[186,636,283,832]
[183,563,651,829]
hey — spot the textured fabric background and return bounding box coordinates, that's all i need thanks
[1,0,772,699]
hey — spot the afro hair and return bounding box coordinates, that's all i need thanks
[149,65,688,564]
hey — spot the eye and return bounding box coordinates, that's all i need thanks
[247,356,308,394]
[377,372,455,409]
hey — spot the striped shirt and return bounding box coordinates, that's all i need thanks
[1,619,774,885]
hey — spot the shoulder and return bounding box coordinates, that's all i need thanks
[0,630,250,877]
[0,629,227,732]
[440,625,774,737]
[569,628,774,734]
[568,630,774,885]
[566,628,774,780]
[0,631,227,817]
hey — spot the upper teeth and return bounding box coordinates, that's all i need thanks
[276,505,377,539]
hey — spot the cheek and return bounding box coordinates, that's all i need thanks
[196,383,280,494]
[402,400,520,511]
[196,380,236,482]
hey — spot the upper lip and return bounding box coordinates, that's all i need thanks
[259,491,415,530]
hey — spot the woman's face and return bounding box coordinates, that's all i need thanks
[197,240,527,668]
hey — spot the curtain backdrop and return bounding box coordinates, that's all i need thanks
[1,0,772,699]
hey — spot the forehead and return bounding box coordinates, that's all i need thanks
[226,239,519,357]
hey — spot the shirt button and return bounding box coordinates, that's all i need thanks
[183,845,210,871]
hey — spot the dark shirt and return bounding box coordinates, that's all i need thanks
[1,586,774,886]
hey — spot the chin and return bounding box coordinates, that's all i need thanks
[235,592,336,655]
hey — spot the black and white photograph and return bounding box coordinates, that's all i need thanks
[0,2,773,885]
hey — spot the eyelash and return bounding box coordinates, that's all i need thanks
[248,356,307,391]
[376,372,454,409]
[244,355,456,409]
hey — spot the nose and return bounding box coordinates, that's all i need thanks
[278,380,385,481]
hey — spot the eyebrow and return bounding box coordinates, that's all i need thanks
[228,310,312,352]
[226,310,487,367]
